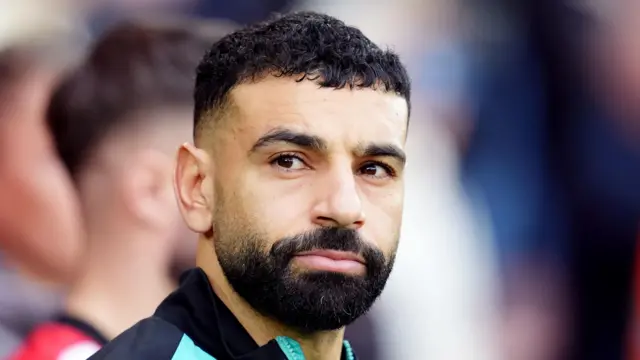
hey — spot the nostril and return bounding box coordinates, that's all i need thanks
[314,216,337,226]
[349,219,365,230]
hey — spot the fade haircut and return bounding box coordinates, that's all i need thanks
[193,11,411,137]
[48,20,230,177]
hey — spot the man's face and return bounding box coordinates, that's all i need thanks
[189,77,408,332]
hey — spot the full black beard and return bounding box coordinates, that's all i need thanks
[215,227,394,333]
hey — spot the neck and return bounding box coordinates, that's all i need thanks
[66,227,176,340]
[197,240,345,360]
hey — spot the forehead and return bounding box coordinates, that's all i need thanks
[226,77,408,147]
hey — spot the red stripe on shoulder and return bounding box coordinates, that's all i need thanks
[9,322,101,360]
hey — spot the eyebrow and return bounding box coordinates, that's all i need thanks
[356,143,407,165]
[250,128,328,154]
[249,127,406,165]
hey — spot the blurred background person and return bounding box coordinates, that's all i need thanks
[0,41,86,357]
[0,3,91,357]
[0,43,84,285]
[457,1,640,359]
[9,19,231,360]
[457,1,572,359]
[551,1,640,359]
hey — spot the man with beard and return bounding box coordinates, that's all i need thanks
[90,11,411,360]
[10,20,229,360]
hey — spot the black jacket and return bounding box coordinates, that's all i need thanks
[88,268,357,360]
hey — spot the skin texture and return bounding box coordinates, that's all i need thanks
[175,77,408,359]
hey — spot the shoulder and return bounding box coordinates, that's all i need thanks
[89,317,184,360]
[9,322,101,360]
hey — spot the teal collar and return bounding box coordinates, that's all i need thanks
[276,336,355,360]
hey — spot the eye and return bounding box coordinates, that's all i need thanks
[271,154,308,171]
[358,162,395,179]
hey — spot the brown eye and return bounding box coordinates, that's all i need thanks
[360,164,380,176]
[358,162,394,179]
[271,154,306,170]
[276,156,295,168]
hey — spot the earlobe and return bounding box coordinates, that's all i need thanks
[174,143,213,233]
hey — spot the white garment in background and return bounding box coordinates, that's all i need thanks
[372,118,501,360]
[0,0,87,51]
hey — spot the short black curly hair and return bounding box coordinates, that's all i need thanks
[194,11,411,135]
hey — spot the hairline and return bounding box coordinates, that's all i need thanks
[71,104,193,177]
[193,76,409,145]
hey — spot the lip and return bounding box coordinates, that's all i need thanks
[295,250,366,264]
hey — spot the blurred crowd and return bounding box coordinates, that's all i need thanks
[1,0,640,359]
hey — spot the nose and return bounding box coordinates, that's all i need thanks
[311,167,365,230]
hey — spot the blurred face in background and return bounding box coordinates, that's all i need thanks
[178,77,409,332]
[0,60,82,284]
[44,22,228,281]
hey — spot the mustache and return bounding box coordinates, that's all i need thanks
[270,227,383,266]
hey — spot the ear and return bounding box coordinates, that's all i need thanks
[174,142,213,234]
[123,150,174,228]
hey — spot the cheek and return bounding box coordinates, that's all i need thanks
[0,155,83,279]
[361,189,403,254]
[240,173,315,239]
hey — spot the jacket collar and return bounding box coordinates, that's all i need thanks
[155,267,355,360]
[55,314,110,346]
